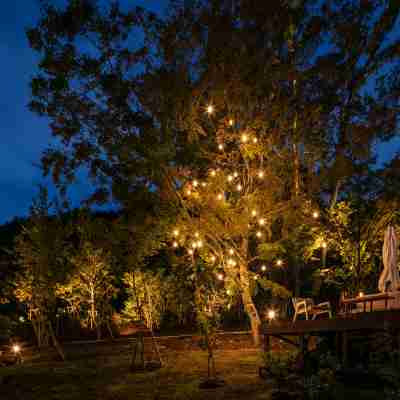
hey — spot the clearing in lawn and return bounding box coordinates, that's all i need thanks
[0,338,272,400]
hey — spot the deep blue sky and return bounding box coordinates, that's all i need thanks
[0,1,398,224]
[0,0,167,224]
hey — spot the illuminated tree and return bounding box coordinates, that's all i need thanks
[169,111,295,345]
[14,188,66,359]
[58,242,115,339]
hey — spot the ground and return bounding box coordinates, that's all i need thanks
[0,336,272,400]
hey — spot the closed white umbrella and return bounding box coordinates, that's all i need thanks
[379,226,399,293]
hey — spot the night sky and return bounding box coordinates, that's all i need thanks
[0,1,398,224]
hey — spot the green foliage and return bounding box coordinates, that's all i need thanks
[122,270,165,330]
[14,188,68,346]
[57,242,115,331]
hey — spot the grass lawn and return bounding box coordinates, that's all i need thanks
[0,340,272,400]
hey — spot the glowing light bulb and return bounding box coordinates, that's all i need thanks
[229,249,234,255]
[228,259,233,265]
[236,184,242,191]
[359,291,364,297]
[276,259,283,266]
[258,171,264,179]
[197,240,203,248]
[217,273,224,281]
[256,231,262,238]
[206,104,214,114]
[188,249,194,255]
[194,232,199,238]
[232,261,237,266]
[267,310,276,320]
[210,255,216,262]
[173,241,178,248]
[261,265,267,272]
[218,144,224,150]
[186,189,192,195]
[201,182,206,187]
[253,137,258,144]
[253,275,258,280]
[227,175,233,182]
[241,134,248,143]
[12,345,20,354]
[322,241,327,249]
[259,218,265,226]
[226,289,231,295]
[192,242,197,249]
[233,171,238,178]
[193,180,198,187]
[217,193,223,200]
[312,211,319,219]
[228,119,234,126]
[251,210,257,217]
[173,229,179,237]
[210,170,216,177]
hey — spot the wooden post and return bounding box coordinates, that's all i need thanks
[130,332,145,372]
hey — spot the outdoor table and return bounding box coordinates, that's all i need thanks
[340,293,395,314]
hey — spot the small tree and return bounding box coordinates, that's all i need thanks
[14,188,66,359]
[122,270,165,331]
[58,242,115,339]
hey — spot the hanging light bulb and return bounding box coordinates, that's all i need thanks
[236,184,242,191]
[312,211,319,219]
[261,265,267,272]
[259,218,265,226]
[233,171,238,178]
[217,273,224,281]
[226,289,231,295]
[206,104,214,114]
[217,193,224,200]
[253,275,258,280]
[173,229,179,237]
[267,310,276,320]
[253,137,258,144]
[322,241,327,249]
[256,231,262,238]
[228,119,234,126]
[276,259,283,266]
[210,170,216,177]
[191,242,197,249]
[210,255,216,263]
[173,241,178,248]
[232,260,237,266]
[193,180,199,187]
[229,249,234,255]
[227,175,233,182]
[186,189,192,196]
[188,249,194,255]
[197,240,203,248]
[251,209,257,217]
[194,232,199,238]
[258,170,264,179]
[241,134,248,143]
[218,144,224,150]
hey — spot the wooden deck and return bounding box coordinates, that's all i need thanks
[263,310,400,336]
[262,310,400,364]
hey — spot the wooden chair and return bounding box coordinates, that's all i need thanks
[292,297,332,322]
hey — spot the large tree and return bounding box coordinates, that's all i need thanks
[28,1,399,342]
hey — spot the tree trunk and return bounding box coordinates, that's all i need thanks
[48,321,65,361]
[239,263,261,346]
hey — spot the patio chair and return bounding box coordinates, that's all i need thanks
[292,297,332,322]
